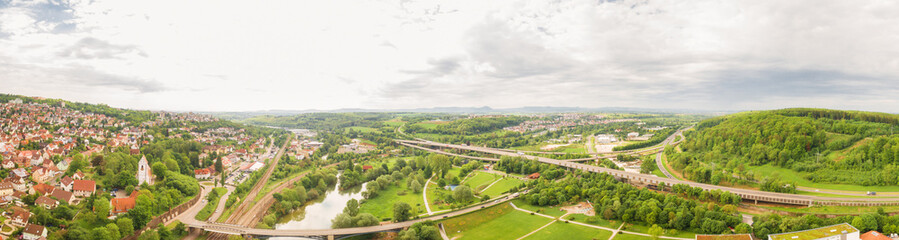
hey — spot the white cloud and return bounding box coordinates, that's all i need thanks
[1,0,898,112]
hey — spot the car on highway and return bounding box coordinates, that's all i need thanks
[867,191,877,195]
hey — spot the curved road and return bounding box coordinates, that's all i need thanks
[655,127,689,179]
[398,139,899,206]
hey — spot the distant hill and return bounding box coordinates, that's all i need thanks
[206,106,717,120]
[668,108,899,188]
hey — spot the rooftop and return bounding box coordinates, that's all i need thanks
[768,223,858,240]
[697,234,754,240]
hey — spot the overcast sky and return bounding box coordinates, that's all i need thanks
[1,0,898,112]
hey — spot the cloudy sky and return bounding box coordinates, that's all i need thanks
[1,0,898,112]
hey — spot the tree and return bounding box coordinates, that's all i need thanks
[117,217,135,236]
[92,226,112,240]
[94,197,111,223]
[394,202,413,222]
[344,199,360,217]
[151,162,168,180]
[429,154,451,178]
[137,229,159,240]
[649,224,664,240]
[215,158,223,173]
[106,223,122,240]
[164,158,180,175]
[735,223,752,234]
[410,180,422,193]
[453,185,473,203]
[852,214,879,232]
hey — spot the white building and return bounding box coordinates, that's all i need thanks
[137,155,154,185]
[627,132,640,139]
[596,134,617,144]
[768,223,859,240]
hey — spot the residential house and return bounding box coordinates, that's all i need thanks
[23,224,47,240]
[72,170,85,180]
[34,196,57,209]
[111,191,139,215]
[194,169,211,180]
[59,176,74,191]
[696,234,755,240]
[32,183,54,196]
[1,160,14,169]
[0,182,13,196]
[10,209,30,227]
[12,168,28,178]
[56,158,71,171]
[50,188,74,205]
[31,167,53,183]
[860,231,891,240]
[8,176,28,192]
[72,180,95,197]
[527,173,541,179]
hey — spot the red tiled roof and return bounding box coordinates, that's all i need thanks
[73,180,95,192]
[861,231,892,240]
[60,176,74,186]
[23,224,45,236]
[50,189,73,202]
[111,191,140,214]
[35,196,57,207]
[696,234,754,240]
[33,184,54,195]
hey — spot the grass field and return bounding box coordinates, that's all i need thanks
[426,181,452,210]
[481,178,524,197]
[624,223,698,238]
[652,169,666,178]
[359,180,425,220]
[613,233,654,240]
[523,221,613,240]
[512,199,567,217]
[195,187,227,221]
[567,213,623,229]
[748,164,899,192]
[463,172,501,192]
[442,203,553,240]
[346,126,381,133]
[754,204,899,215]
[511,143,587,154]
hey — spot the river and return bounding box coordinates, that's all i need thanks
[269,174,367,240]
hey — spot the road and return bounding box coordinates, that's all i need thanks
[209,185,236,221]
[397,139,899,206]
[654,127,689,179]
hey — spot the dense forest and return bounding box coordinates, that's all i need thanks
[522,170,744,234]
[405,116,526,135]
[669,108,899,187]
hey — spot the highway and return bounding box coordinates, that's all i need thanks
[654,127,689,179]
[397,139,899,206]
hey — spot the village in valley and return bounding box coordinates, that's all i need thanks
[0,96,308,240]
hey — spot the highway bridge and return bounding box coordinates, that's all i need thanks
[397,139,899,207]
[179,194,517,239]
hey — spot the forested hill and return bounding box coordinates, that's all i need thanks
[670,108,899,187]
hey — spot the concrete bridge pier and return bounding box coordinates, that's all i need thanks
[328,235,335,240]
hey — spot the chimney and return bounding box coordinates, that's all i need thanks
[841,230,848,240]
